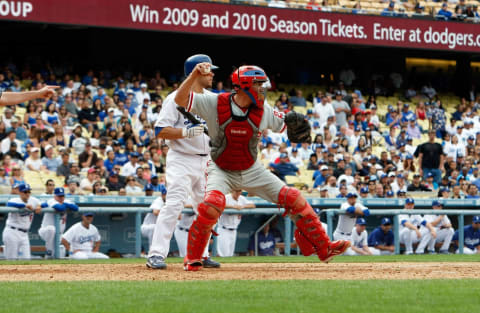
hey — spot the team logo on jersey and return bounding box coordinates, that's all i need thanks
[78,235,96,244]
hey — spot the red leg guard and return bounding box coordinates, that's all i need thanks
[184,190,225,271]
[278,186,331,260]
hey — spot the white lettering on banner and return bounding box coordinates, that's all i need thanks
[318,19,366,39]
[125,4,480,50]
[0,1,32,17]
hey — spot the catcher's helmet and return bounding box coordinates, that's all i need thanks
[184,54,218,76]
[231,65,268,107]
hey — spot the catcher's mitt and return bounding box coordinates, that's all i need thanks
[284,111,312,143]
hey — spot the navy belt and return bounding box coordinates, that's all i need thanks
[222,226,236,231]
[340,232,352,236]
[178,226,189,232]
[197,154,208,157]
[9,226,28,233]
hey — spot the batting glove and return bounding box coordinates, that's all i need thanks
[182,124,204,138]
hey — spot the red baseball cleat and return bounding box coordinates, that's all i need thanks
[319,240,351,263]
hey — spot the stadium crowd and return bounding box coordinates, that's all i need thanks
[0,64,479,200]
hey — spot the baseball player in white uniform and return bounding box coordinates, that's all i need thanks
[333,193,370,256]
[217,190,255,257]
[61,212,109,260]
[141,194,165,250]
[349,217,372,255]
[424,200,454,254]
[399,198,436,255]
[147,54,220,270]
[2,184,43,260]
[38,187,79,258]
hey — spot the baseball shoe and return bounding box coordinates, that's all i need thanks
[202,257,221,268]
[427,250,437,255]
[146,255,167,270]
[439,250,450,255]
[319,240,351,263]
[405,251,414,255]
[184,258,203,272]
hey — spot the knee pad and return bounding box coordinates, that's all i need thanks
[198,190,226,220]
[277,186,312,217]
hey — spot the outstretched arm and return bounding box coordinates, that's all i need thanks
[0,85,59,106]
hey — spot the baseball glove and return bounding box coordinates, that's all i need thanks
[284,111,312,143]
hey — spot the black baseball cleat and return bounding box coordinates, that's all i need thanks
[202,257,221,268]
[146,255,167,269]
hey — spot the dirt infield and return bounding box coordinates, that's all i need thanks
[0,262,479,281]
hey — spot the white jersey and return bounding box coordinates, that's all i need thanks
[155,90,210,155]
[40,199,77,233]
[336,202,368,234]
[188,91,286,142]
[62,222,101,252]
[143,197,165,226]
[424,214,451,230]
[399,212,426,230]
[351,228,368,248]
[219,194,254,229]
[6,196,41,230]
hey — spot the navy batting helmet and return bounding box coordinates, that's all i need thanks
[184,54,218,76]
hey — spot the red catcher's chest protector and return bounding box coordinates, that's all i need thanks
[211,93,263,171]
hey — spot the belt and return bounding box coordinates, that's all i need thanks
[178,226,189,232]
[196,154,208,157]
[339,232,352,236]
[222,226,236,231]
[9,226,28,233]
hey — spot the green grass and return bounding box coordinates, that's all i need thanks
[1,254,479,265]
[1,280,479,313]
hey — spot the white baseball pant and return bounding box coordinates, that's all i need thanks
[38,226,66,258]
[71,251,110,259]
[2,227,30,260]
[456,247,479,254]
[148,151,209,259]
[216,227,237,257]
[333,231,355,256]
[400,227,433,254]
[141,224,155,250]
[427,227,454,252]
[369,247,394,255]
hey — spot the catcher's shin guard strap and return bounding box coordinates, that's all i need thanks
[294,228,316,256]
[295,213,330,258]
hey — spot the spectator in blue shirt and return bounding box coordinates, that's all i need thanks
[113,141,128,166]
[437,3,455,20]
[104,150,117,173]
[452,216,480,254]
[41,144,61,173]
[313,165,328,188]
[248,221,277,256]
[368,217,395,255]
[7,117,27,141]
[92,87,106,105]
[269,153,299,182]
[465,184,479,199]
[400,103,415,125]
[381,2,396,16]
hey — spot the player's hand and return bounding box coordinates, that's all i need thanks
[431,230,437,239]
[193,62,211,76]
[389,246,395,252]
[153,209,160,216]
[37,85,59,99]
[26,204,33,211]
[416,230,422,239]
[182,124,204,138]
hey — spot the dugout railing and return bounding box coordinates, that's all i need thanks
[0,196,478,258]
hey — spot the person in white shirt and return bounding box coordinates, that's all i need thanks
[217,190,255,257]
[288,147,303,168]
[399,198,436,255]
[61,212,109,260]
[334,193,370,256]
[80,168,98,193]
[314,95,335,127]
[141,186,166,249]
[135,83,151,107]
[121,152,141,177]
[2,184,43,259]
[1,129,19,154]
[297,142,313,161]
[38,187,79,258]
[25,147,45,172]
[424,200,454,254]
[348,218,372,255]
